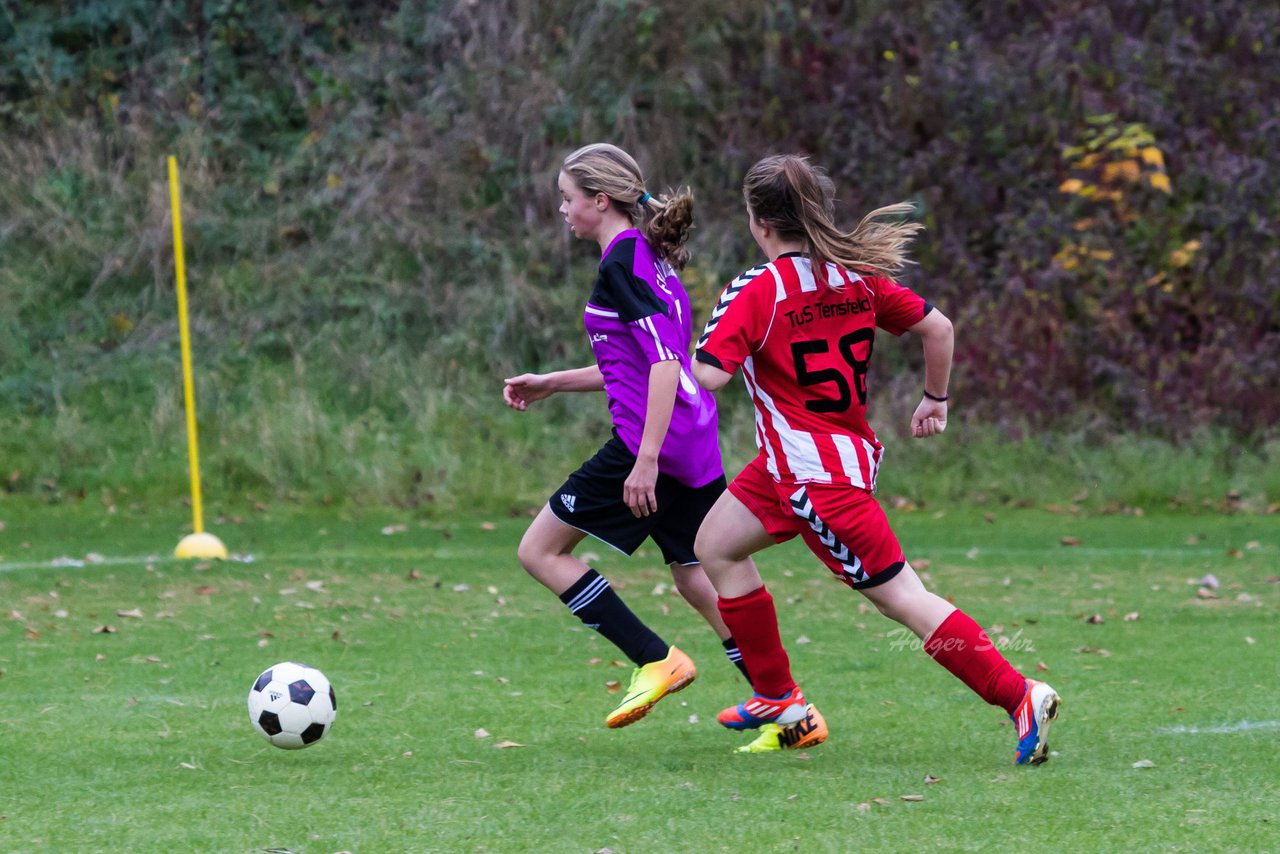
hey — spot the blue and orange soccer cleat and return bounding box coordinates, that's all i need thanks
[1011,679,1061,765]
[718,687,809,731]
[606,646,696,729]
[736,704,829,753]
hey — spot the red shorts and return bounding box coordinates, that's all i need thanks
[728,454,905,590]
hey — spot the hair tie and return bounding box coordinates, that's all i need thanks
[638,192,652,206]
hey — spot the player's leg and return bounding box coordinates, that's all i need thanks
[667,561,752,679]
[519,439,694,727]
[859,559,1061,765]
[518,507,694,728]
[656,481,824,751]
[518,504,668,668]
[651,475,751,683]
[694,465,812,731]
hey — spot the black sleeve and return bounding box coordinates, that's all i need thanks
[598,257,667,323]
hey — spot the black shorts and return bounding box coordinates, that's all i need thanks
[547,436,726,565]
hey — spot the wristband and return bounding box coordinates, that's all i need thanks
[923,389,949,402]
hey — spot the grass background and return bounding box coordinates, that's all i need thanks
[1,496,1276,852]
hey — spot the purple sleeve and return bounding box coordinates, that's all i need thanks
[627,312,682,365]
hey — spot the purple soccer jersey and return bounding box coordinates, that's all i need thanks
[584,230,722,487]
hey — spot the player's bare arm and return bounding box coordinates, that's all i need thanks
[692,359,733,392]
[623,358,680,518]
[503,365,606,411]
[907,309,954,438]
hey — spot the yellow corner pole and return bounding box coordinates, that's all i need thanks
[169,156,227,560]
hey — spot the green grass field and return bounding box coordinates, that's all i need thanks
[1,496,1276,852]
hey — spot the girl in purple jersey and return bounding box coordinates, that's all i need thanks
[503,143,746,729]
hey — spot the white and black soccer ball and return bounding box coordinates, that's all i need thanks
[247,661,337,749]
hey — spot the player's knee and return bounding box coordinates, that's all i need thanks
[669,570,700,604]
[515,533,546,576]
[693,527,719,568]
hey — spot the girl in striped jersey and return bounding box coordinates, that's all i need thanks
[692,154,1061,764]
[503,143,750,730]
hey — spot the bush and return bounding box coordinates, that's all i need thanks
[2,0,1277,504]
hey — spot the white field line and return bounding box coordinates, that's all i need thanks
[0,548,494,574]
[0,543,1269,575]
[1157,720,1280,735]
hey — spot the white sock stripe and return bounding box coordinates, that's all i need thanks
[566,575,610,613]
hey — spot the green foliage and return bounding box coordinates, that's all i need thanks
[3,0,1279,502]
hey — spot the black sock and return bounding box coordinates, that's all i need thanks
[723,636,751,684]
[559,569,668,667]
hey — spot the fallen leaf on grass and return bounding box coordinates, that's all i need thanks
[1074,646,1110,657]
[1035,662,1050,672]
[1132,759,1155,769]
[924,775,942,784]
[900,794,924,802]
[1195,588,1218,600]
[494,741,523,749]
[587,657,602,665]
[872,798,890,806]
[92,625,117,634]
[178,762,199,770]
[117,608,144,619]
[605,680,622,693]
[380,524,407,536]
[1060,536,1080,547]
[1084,614,1104,624]
[1196,573,1220,589]
[480,522,496,531]
[474,728,491,738]
[856,803,871,813]
[1123,612,1140,621]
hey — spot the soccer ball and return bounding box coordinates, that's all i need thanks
[247,661,337,749]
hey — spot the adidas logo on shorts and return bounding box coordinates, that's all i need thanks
[560,493,577,513]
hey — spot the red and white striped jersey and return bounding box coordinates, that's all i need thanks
[696,253,930,491]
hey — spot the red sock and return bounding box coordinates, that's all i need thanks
[923,609,1027,714]
[717,586,796,698]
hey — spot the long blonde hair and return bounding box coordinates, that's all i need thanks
[743,154,921,282]
[561,143,695,270]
